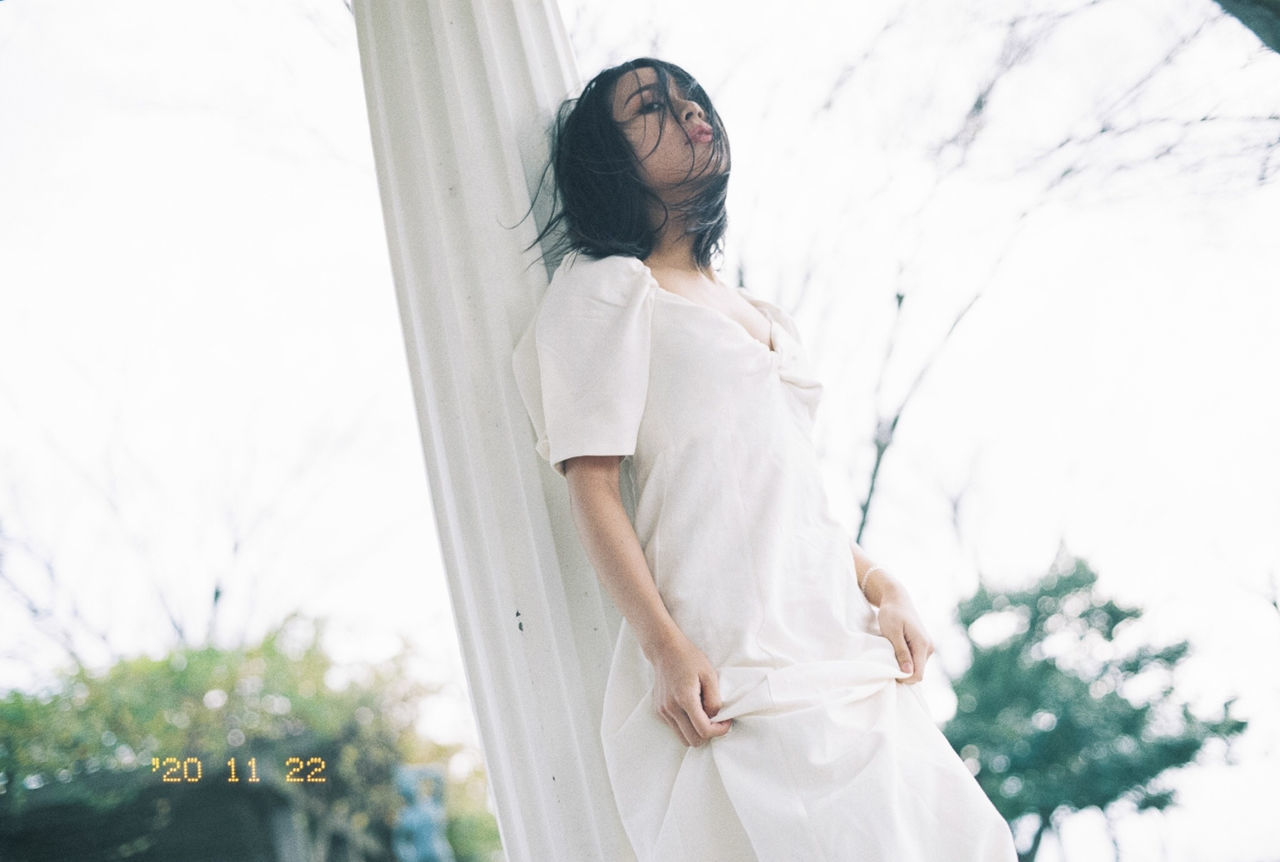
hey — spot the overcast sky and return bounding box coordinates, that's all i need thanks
[1,1,1277,860]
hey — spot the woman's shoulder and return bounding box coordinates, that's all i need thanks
[528,252,654,359]
[545,252,653,304]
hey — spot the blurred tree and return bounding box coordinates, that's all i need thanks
[0,615,502,862]
[943,550,1247,862]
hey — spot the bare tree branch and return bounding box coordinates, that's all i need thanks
[1019,12,1280,192]
[825,1,1275,544]
[934,2,1111,168]
[818,13,905,115]
[0,526,100,670]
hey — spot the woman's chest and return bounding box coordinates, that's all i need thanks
[642,269,773,352]
[642,301,785,432]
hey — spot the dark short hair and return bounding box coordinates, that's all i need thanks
[530,58,731,270]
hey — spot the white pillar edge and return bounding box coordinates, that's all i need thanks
[351,1,635,860]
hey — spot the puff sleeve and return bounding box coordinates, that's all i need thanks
[511,254,655,477]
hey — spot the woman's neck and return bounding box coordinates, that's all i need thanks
[644,219,706,277]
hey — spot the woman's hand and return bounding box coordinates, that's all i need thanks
[876,590,934,685]
[648,631,732,747]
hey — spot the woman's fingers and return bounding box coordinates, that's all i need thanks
[659,703,687,745]
[700,669,723,718]
[649,635,732,746]
[903,643,924,684]
[698,669,732,735]
[900,624,932,685]
[686,702,732,745]
[660,684,732,747]
[669,708,698,747]
[877,596,934,685]
[659,702,692,746]
[886,624,914,676]
[701,671,734,736]
[910,632,932,683]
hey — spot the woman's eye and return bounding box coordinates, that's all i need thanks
[640,100,666,114]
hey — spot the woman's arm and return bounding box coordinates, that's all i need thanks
[850,538,934,684]
[563,454,732,746]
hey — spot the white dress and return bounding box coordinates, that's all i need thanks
[511,252,1017,862]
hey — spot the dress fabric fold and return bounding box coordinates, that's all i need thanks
[511,252,1017,862]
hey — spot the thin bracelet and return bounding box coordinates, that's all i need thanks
[858,564,886,592]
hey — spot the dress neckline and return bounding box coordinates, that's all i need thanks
[634,260,778,355]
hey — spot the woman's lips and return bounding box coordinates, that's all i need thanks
[689,124,714,144]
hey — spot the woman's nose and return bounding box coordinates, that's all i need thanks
[679,99,705,123]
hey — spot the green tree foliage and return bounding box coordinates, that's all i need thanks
[1214,0,1280,54]
[943,553,1246,862]
[0,615,501,861]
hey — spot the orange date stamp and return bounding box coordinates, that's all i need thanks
[150,756,327,784]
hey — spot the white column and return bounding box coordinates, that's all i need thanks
[351,2,634,860]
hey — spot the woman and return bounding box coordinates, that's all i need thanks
[511,58,1017,862]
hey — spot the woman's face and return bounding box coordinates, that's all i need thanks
[610,66,724,200]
